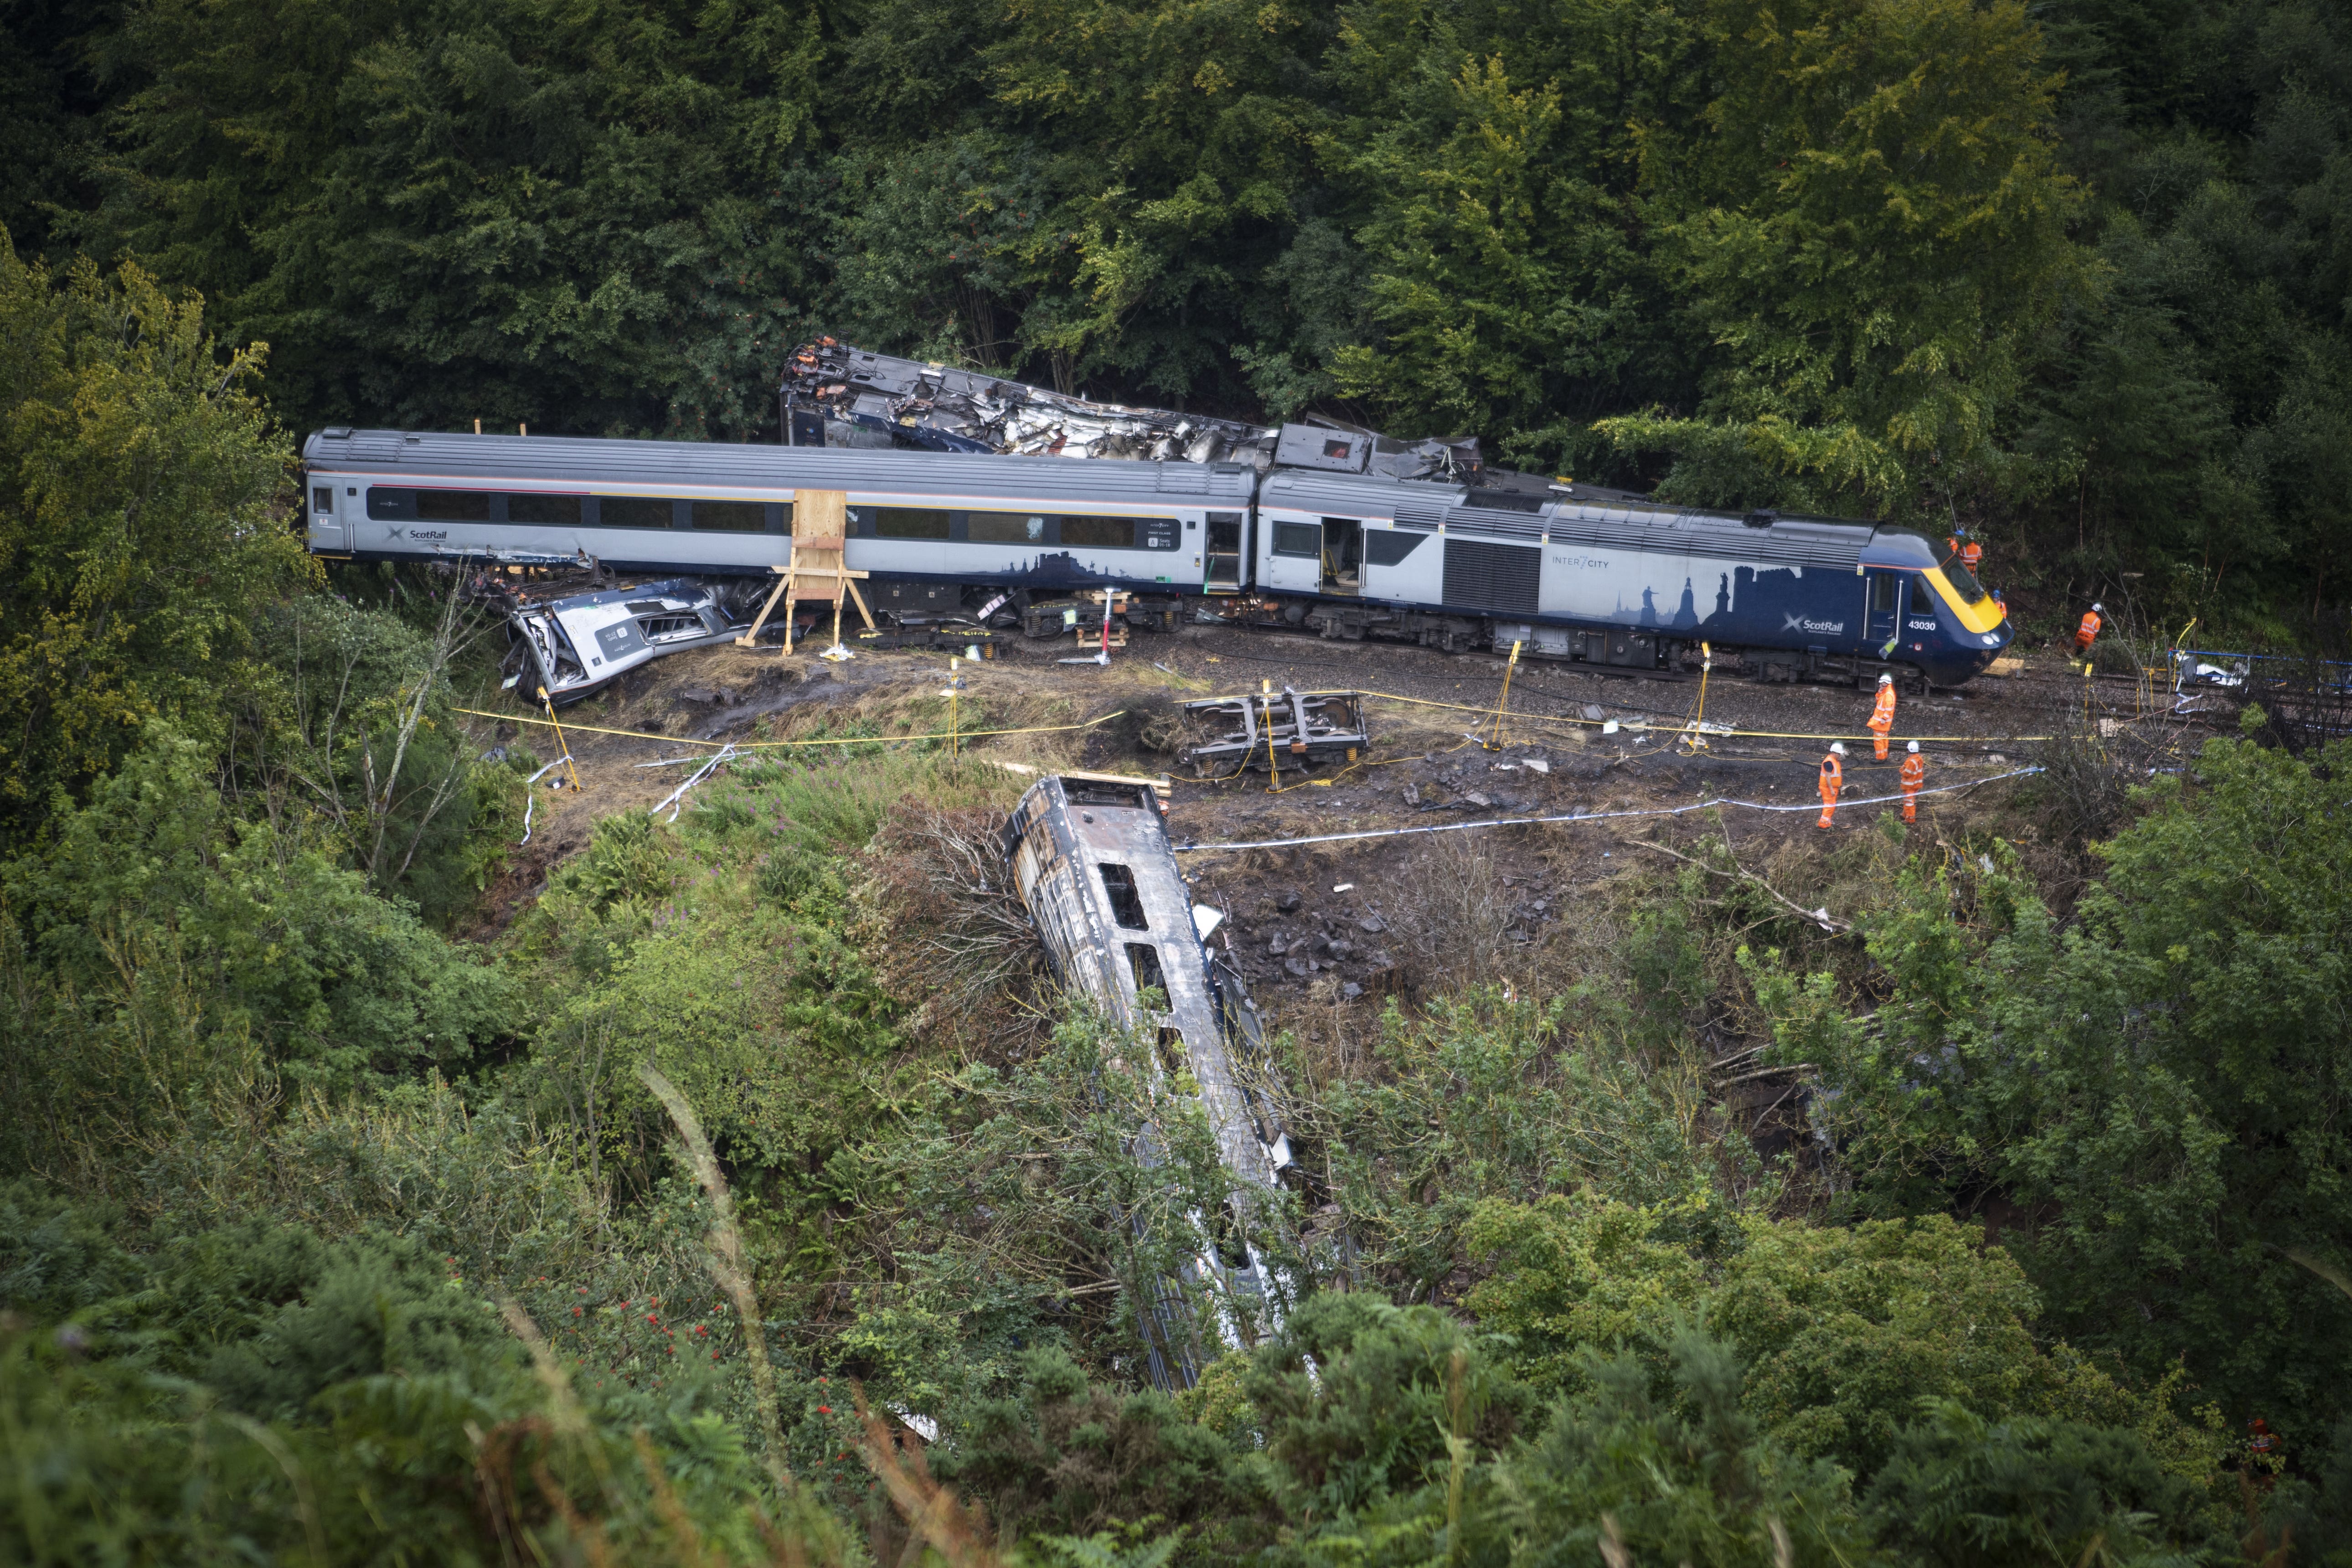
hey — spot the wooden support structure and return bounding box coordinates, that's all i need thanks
[734,490,873,652]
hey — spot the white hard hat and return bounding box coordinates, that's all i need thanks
[1830,741,1847,756]
[1907,740,1919,753]
[2092,602,2104,613]
[1878,671,1893,684]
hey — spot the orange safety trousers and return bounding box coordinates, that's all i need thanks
[1868,686,1897,760]
[1817,757,1843,827]
[1899,754,1926,821]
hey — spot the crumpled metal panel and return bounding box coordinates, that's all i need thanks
[483,574,748,705]
[784,339,1277,465]
[780,338,1489,482]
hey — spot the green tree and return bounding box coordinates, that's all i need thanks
[1599,0,2090,519]
[1866,1400,2215,1568]
[0,722,515,1179]
[83,0,827,438]
[1752,720,2352,1442]
[1324,0,1701,447]
[0,239,305,836]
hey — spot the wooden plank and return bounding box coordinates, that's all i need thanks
[735,563,792,648]
[794,488,847,547]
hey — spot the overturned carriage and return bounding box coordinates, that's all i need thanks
[1001,775,1295,1388]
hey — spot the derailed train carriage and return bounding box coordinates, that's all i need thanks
[1001,775,1294,1389]
[299,416,2011,696]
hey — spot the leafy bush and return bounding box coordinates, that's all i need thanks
[1288,993,1714,1302]
[1246,1292,1531,1524]
[1465,1196,2225,1491]
[1866,1400,2216,1568]
[1485,1330,1878,1568]
[1753,722,2352,1439]
[930,1347,1273,1554]
[0,726,516,1182]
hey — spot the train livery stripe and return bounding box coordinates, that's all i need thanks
[313,470,1206,515]
[1918,567,2006,634]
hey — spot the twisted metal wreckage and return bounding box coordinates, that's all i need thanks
[779,337,1482,481]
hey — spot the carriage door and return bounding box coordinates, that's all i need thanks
[309,480,346,553]
[1263,515,1321,593]
[1206,511,1244,592]
[1864,571,1904,651]
[1320,516,1363,595]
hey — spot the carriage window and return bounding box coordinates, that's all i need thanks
[599,495,675,529]
[1271,521,1320,557]
[1127,943,1165,1001]
[1098,862,1148,930]
[969,511,1046,543]
[692,500,766,532]
[311,487,333,513]
[874,507,952,539]
[507,493,583,526]
[1870,574,1899,613]
[1061,515,1135,548]
[366,488,413,520]
[416,490,493,522]
[1212,1198,1254,1269]
[1929,562,1990,606]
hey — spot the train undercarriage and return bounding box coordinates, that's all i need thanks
[943,584,1939,694]
[478,562,1939,705]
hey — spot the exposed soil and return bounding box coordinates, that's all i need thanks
[460,614,2218,1003]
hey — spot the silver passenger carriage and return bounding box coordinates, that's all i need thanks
[1001,775,1293,1389]
[300,428,1255,609]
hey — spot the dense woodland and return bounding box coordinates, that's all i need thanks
[2,0,2351,1563]
[3,0,2349,634]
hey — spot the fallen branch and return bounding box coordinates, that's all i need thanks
[1716,1062,1816,1088]
[1632,839,1852,934]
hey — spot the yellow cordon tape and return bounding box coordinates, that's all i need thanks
[1352,688,2053,746]
[455,706,1127,749]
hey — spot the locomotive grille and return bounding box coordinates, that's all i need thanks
[1443,538,1541,613]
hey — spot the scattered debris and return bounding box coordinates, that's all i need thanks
[649,744,740,823]
[1632,838,1852,934]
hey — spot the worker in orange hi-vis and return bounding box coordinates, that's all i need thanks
[1817,742,1847,829]
[2075,602,2104,656]
[1899,741,1926,822]
[1946,530,1983,573]
[1867,671,1898,760]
